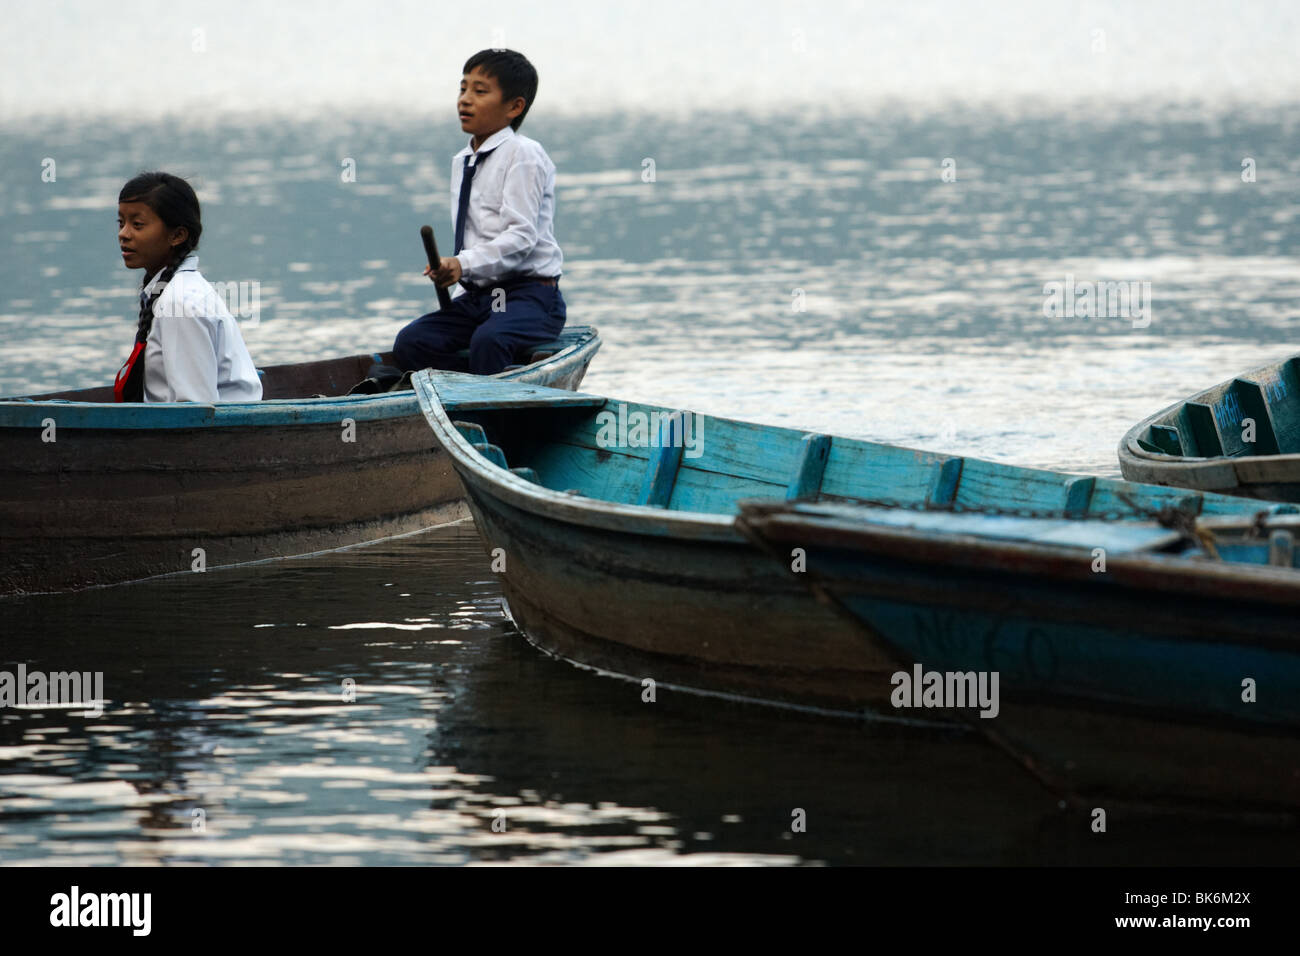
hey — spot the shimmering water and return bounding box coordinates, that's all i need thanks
[4,106,1299,473]
[4,101,1300,863]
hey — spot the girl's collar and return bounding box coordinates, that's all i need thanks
[142,253,199,296]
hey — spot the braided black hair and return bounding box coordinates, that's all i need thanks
[118,172,203,400]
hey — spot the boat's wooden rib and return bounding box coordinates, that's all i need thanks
[786,433,831,500]
[1120,353,1300,500]
[0,328,600,596]
[413,371,1300,812]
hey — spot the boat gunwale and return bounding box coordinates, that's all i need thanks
[417,370,1300,559]
[735,499,1300,616]
[0,327,601,430]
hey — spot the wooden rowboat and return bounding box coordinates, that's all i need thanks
[413,372,1299,751]
[735,498,1300,814]
[0,328,599,596]
[1119,353,1300,501]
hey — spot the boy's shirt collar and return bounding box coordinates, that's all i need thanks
[455,125,516,164]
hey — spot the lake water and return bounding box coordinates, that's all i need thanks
[3,102,1300,863]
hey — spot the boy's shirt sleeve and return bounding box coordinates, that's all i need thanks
[456,157,546,283]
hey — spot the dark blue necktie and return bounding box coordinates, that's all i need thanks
[454,147,496,255]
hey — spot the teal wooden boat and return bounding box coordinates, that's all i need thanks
[1119,353,1300,501]
[736,498,1300,814]
[414,371,1300,791]
[0,328,599,596]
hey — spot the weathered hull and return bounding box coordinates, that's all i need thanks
[465,489,1300,813]
[3,415,470,595]
[1,331,599,595]
[738,509,1300,813]
[461,485,900,715]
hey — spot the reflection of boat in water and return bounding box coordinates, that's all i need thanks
[423,605,1066,866]
[432,598,1300,864]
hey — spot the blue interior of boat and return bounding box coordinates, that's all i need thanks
[442,387,1300,564]
[1136,357,1300,458]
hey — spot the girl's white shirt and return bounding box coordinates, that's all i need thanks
[139,253,262,403]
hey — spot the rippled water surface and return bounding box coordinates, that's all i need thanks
[6,523,1300,866]
[3,105,1300,863]
[4,107,1300,472]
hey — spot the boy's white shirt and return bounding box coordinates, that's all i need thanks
[140,253,263,403]
[450,125,564,291]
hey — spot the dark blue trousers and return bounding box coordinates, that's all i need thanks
[392,280,567,375]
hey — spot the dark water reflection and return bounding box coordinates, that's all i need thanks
[2,522,1297,865]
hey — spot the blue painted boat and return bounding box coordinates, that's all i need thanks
[414,372,1300,811]
[0,328,599,595]
[736,497,1300,813]
[1119,352,1300,501]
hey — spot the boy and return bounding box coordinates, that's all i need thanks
[393,49,565,376]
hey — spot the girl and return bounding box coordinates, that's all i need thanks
[114,172,262,403]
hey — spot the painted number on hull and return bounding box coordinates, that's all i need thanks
[912,610,1058,686]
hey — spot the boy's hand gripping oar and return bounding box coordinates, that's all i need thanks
[420,225,453,312]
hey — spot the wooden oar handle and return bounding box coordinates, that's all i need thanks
[421,225,453,312]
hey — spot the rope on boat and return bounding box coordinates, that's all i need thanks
[797,489,1300,563]
[1114,491,1227,559]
